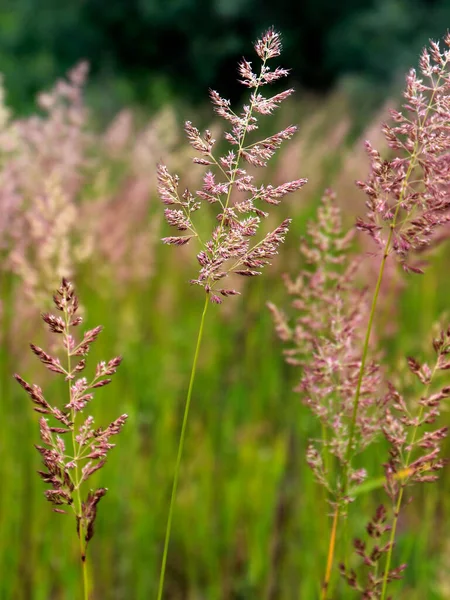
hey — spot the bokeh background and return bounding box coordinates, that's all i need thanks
[1,1,450,598]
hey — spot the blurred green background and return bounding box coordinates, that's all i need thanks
[1,1,450,599]
[2,0,450,115]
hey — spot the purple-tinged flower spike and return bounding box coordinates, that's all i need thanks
[357,35,450,273]
[340,504,406,598]
[382,328,450,505]
[382,329,450,520]
[342,327,450,600]
[269,191,385,498]
[158,28,306,303]
[157,30,304,600]
[14,278,127,573]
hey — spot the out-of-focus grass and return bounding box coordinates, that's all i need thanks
[1,94,450,599]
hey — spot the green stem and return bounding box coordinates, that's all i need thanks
[157,294,210,600]
[320,505,340,600]
[380,485,405,600]
[81,536,89,600]
[342,235,392,486]
[64,311,89,600]
[343,53,443,494]
[379,69,448,598]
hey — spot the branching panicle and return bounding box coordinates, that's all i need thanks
[14,278,127,560]
[340,505,406,598]
[383,330,450,501]
[357,35,450,272]
[341,323,450,599]
[158,29,306,302]
[156,29,305,600]
[352,327,450,599]
[269,192,384,497]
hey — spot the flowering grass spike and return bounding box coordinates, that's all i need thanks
[156,28,306,600]
[14,278,127,599]
[357,35,450,273]
[269,192,384,496]
[158,27,307,303]
[271,34,450,599]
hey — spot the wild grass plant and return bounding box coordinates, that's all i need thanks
[1,27,450,600]
[14,279,127,599]
[270,35,450,598]
[156,28,306,598]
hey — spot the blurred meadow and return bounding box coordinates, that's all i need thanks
[1,3,450,600]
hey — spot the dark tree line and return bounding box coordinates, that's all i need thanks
[0,0,447,113]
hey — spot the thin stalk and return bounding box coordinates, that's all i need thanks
[320,505,339,600]
[342,57,443,492]
[80,536,89,600]
[157,294,210,600]
[343,234,393,486]
[64,311,89,600]
[380,485,405,600]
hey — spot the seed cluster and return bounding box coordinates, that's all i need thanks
[14,278,127,546]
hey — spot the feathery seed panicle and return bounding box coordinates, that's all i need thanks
[341,327,449,598]
[324,36,450,597]
[357,34,450,273]
[269,192,384,497]
[158,28,307,303]
[14,278,127,550]
[383,328,449,495]
[156,30,304,600]
[339,504,407,597]
[5,63,93,303]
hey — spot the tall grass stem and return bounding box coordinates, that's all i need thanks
[81,543,89,600]
[65,310,89,600]
[320,504,339,600]
[157,294,210,600]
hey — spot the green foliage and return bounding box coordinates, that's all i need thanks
[2,0,450,114]
[2,232,450,598]
[1,45,450,595]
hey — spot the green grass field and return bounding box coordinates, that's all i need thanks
[1,65,450,599]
